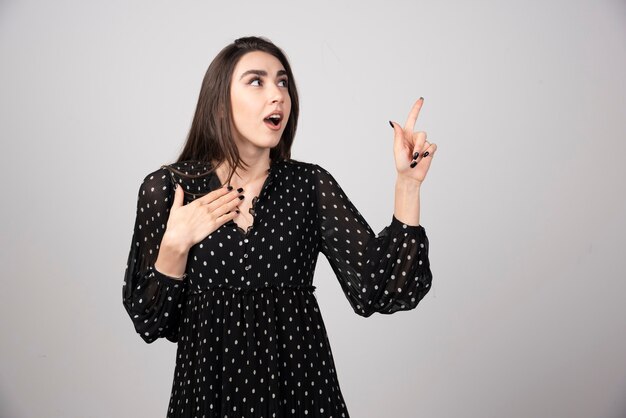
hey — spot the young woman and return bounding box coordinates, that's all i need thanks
[123,35,436,417]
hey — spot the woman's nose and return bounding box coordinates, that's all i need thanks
[268,84,285,103]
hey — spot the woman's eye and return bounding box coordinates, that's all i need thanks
[249,78,288,87]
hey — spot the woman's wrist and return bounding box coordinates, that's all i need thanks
[395,174,422,191]
[394,175,422,226]
[161,232,191,255]
[154,235,190,280]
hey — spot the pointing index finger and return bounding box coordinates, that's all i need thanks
[404,97,424,132]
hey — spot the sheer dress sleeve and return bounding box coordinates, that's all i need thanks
[313,164,433,317]
[122,167,188,343]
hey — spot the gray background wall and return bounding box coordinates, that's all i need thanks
[1,0,625,417]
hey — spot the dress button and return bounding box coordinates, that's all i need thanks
[244,253,248,258]
[245,265,252,271]
[244,238,249,243]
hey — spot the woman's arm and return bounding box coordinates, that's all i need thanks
[314,164,432,317]
[122,168,188,343]
[394,176,421,226]
[315,98,437,317]
[389,97,437,227]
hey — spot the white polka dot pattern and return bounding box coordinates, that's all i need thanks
[122,159,433,417]
[314,164,432,317]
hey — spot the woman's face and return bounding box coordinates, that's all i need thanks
[229,51,291,153]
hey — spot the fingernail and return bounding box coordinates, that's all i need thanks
[237,187,244,193]
[236,209,240,213]
[419,96,424,101]
[238,195,245,200]
[423,151,429,157]
[227,185,233,191]
[174,182,178,190]
[413,151,419,160]
[388,120,394,128]
[410,161,417,168]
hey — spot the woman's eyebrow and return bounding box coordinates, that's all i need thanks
[239,69,287,80]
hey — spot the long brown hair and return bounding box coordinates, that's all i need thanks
[174,36,300,185]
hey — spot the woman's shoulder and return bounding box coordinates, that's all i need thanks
[281,158,323,172]
[285,158,337,177]
[160,160,214,176]
[139,165,172,188]
[141,160,212,179]
[280,159,339,185]
[137,160,216,197]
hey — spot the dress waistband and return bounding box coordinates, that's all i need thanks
[189,284,317,296]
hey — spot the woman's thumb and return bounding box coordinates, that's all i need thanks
[389,120,403,149]
[172,182,184,208]
[389,120,401,133]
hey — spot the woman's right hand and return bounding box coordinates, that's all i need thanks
[163,184,244,251]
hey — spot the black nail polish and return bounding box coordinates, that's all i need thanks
[423,151,429,157]
[389,121,394,128]
[236,209,240,214]
[238,195,245,200]
[410,161,417,168]
[237,187,244,193]
[413,151,419,160]
[227,185,233,191]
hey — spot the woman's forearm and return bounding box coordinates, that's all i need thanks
[154,235,190,280]
[393,176,422,226]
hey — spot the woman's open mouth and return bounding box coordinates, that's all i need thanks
[263,115,282,131]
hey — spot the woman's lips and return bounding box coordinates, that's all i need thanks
[264,118,281,131]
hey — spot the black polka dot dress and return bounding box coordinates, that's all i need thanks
[122,159,433,417]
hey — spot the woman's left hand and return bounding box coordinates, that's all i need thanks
[390,97,437,184]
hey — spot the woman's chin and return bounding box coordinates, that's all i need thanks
[259,134,283,149]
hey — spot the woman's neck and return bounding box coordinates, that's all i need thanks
[214,153,271,188]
